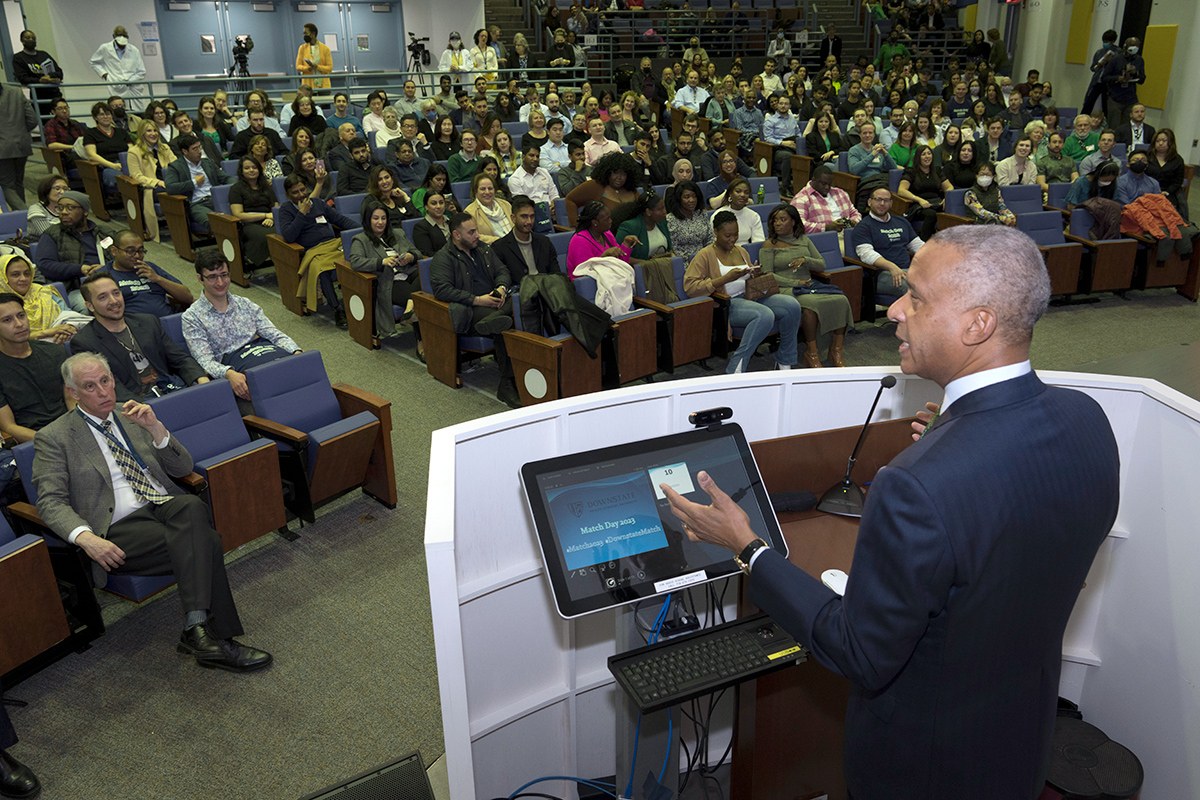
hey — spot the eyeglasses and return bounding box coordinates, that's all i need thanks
[202,272,231,282]
[121,247,147,256]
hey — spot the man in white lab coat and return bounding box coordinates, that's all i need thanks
[89,26,148,112]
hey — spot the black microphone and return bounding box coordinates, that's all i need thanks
[816,375,897,517]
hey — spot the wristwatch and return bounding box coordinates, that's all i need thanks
[734,538,770,576]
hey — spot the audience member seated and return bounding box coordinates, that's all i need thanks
[227,156,278,270]
[583,117,621,167]
[1117,150,1160,206]
[492,195,562,283]
[361,91,389,137]
[349,199,423,347]
[337,137,384,196]
[700,133,752,184]
[1064,162,1121,214]
[711,178,764,245]
[279,174,357,327]
[539,119,571,178]
[1062,115,1100,163]
[805,112,843,166]
[26,173,68,239]
[685,210,801,374]
[71,272,207,400]
[465,173,513,244]
[507,145,560,234]
[996,91,1030,132]
[390,141,430,194]
[170,110,220,164]
[1078,130,1119,177]
[730,89,765,158]
[246,134,283,182]
[0,254,82,344]
[286,94,327,138]
[0,292,70,443]
[652,131,696,186]
[43,98,86,174]
[1037,131,1078,188]
[36,191,117,311]
[666,180,715,266]
[567,152,640,216]
[325,91,363,137]
[849,122,897,178]
[761,203,853,368]
[614,192,678,304]
[566,201,639,281]
[996,136,1039,187]
[281,128,314,176]
[164,133,233,235]
[604,103,639,147]
[366,167,418,228]
[791,166,862,237]
[413,191,452,257]
[557,141,592,199]
[101,230,192,316]
[897,145,953,240]
[943,140,981,189]
[448,130,482,184]
[228,109,287,160]
[126,120,176,243]
[373,108,405,152]
[429,212,520,407]
[428,115,459,162]
[33,350,272,672]
[706,151,751,209]
[761,95,802,194]
[83,101,134,194]
[1114,104,1154,150]
[412,164,452,217]
[852,186,923,295]
[321,123,359,174]
[181,250,301,409]
[1146,129,1187,218]
[292,149,336,206]
[964,162,1017,226]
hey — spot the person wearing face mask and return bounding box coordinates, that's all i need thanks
[295,23,333,90]
[12,30,64,120]
[1115,151,1160,207]
[1082,30,1119,116]
[89,26,148,113]
[1064,161,1120,214]
[767,31,792,61]
[439,32,474,88]
[964,162,1016,226]
[1101,38,1145,133]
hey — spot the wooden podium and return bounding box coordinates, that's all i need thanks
[732,417,918,800]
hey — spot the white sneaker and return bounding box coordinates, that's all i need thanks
[777,363,793,370]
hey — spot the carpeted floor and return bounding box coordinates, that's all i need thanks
[2,161,1198,800]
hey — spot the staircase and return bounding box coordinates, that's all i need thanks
[813,1,876,68]
[485,0,539,58]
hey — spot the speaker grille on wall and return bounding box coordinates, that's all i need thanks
[298,752,435,800]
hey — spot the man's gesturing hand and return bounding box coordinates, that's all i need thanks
[660,470,758,554]
[77,531,126,572]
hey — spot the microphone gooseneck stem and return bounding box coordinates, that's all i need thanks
[844,380,892,483]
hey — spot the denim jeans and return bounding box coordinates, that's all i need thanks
[726,293,802,373]
[101,167,120,193]
[875,267,908,298]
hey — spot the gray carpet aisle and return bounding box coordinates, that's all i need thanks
[3,163,1199,799]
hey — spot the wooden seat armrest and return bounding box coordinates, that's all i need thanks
[553,224,572,232]
[335,258,379,282]
[332,383,390,413]
[1063,233,1095,247]
[242,415,309,446]
[842,255,876,270]
[632,296,674,314]
[208,212,241,226]
[711,291,731,302]
[7,501,44,527]
[811,269,832,279]
[266,233,305,256]
[1124,232,1154,245]
[174,472,208,493]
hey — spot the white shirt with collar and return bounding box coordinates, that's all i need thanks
[68,409,172,544]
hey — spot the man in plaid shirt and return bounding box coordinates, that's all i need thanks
[790,165,861,235]
[42,97,85,172]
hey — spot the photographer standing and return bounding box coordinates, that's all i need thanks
[1102,37,1144,129]
[296,23,333,91]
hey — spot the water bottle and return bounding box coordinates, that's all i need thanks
[757,185,765,205]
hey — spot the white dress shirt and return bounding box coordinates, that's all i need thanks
[941,361,1032,412]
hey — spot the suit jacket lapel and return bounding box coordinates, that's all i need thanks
[70,411,113,483]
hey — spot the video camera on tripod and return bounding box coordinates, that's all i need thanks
[229,35,254,77]
[407,32,431,71]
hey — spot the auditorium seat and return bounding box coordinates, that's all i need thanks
[412,258,500,389]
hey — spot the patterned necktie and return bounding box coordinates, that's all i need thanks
[919,408,941,439]
[102,420,171,504]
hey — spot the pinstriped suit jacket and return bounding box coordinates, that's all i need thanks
[32,410,193,585]
[749,372,1120,800]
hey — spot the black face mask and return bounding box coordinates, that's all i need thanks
[303,34,313,44]
[1128,161,1148,174]
[112,107,126,118]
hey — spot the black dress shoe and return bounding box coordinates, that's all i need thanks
[334,309,348,329]
[496,379,522,409]
[177,624,273,673]
[0,749,40,800]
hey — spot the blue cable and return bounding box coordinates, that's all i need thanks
[658,714,672,782]
[627,595,673,798]
[507,776,616,799]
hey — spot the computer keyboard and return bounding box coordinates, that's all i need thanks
[608,612,808,713]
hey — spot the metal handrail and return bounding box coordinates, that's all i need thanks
[26,64,587,137]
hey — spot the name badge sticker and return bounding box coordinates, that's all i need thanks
[315,216,327,224]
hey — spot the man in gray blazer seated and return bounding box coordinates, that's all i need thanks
[163,132,232,233]
[32,352,272,673]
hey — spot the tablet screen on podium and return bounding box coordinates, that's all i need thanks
[521,423,788,619]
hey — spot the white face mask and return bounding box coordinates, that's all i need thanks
[1001,86,1011,95]
[1099,179,1114,187]
[976,175,994,187]
[114,36,129,47]
[1127,46,1139,55]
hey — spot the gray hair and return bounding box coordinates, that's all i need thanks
[62,352,112,391]
[926,226,1050,345]
[1023,120,1047,137]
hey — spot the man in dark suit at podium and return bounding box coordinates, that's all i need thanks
[662,225,1121,800]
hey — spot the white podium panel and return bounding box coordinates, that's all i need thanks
[427,369,1200,800]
